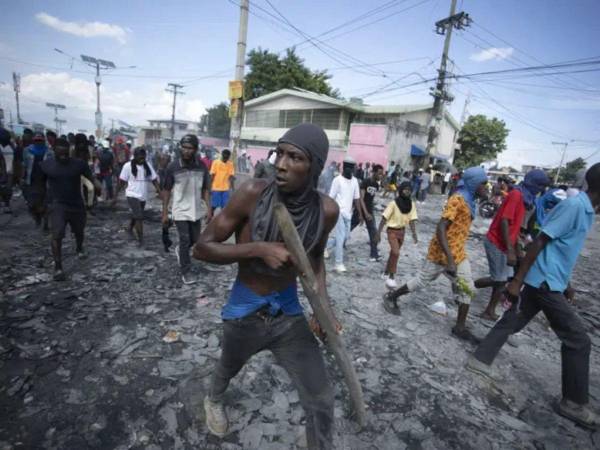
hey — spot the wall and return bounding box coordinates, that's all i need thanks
[244,145,347,169]
[241,126,347,147]
[347,124,389,167]
[433,118,457,161]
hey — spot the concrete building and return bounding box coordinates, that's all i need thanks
[240,88,460,169]
[137,119,201,148]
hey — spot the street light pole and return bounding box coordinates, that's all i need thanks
[55,50,119,139]
[46,102,66,134]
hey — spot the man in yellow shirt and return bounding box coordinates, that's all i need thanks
[210,149,235,214]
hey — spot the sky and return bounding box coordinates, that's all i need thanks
[0,0,599,169]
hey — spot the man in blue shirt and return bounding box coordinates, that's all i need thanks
[467,163,600,430]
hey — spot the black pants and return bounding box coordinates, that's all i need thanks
[209,314,334,449]
[174,220,201,274]
[365,217,379,258]
[474,284,591,404]
[441,181,448,194]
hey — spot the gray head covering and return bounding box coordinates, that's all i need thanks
[251,124,329,275]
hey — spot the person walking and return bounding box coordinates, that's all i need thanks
[360,164,384,262]
[377,181,418,289]
[210,149,235,214]
[467,163,600,431]
[114,147,160,247]
[325,155,363,273]
[162,135,212,284]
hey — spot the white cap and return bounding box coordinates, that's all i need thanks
[343,155,356,164]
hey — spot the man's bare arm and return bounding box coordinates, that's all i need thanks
[161,189,171,224]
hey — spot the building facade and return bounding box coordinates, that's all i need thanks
[240,88,460,169]
[137,119,202,148]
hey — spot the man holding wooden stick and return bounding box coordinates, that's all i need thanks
[193,123,341,449]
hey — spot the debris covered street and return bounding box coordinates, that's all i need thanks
[1,191,599,450]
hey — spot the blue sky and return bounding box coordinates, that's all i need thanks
[1,0,599,169]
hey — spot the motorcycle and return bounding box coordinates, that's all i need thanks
[479,194,504,219]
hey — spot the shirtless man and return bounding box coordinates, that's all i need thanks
[193,123,340,449]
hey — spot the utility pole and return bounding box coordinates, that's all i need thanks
[46,102,66,134]
[166,83,185,144]
[552,141,569,184]
[12,72,22,124]
[229,0,249,169]
[459,91,471,127]
[79,54,116,139]
[425,0,471,163]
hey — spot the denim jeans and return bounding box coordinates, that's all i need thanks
[209,314,334,449]
[327,215,351,265]
[175,220,201,274]
[474,283,591,404]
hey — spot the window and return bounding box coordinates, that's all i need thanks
[283,110,311,128]
[312,109,341,129]
[245,108,342,130]
[354,115,386,125]
[245,110,280,127]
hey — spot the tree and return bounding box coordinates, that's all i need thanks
[244,47,340,100]
[200,103,230,139]
[548,157,586,184]
[454,115,509,169]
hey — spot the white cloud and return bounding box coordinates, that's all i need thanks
[1,72,205,129]
[35,12,128,44]
[470,47,514,62]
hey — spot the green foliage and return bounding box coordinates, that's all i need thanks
[200,103,230,139]
[244,47,340,100]
[454,115,509,169]
[548,157,586,184]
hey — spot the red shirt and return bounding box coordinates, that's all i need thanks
[486,189,526,252]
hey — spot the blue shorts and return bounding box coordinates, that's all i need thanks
[484,236,514,282]
[211,190,230,209]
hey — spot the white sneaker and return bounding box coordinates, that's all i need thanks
[334,264,347,273]
[204,396,228,437]
[385,277,398,289]
[324,248,330,259]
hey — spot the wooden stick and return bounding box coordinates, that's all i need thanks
[274,203,367,428]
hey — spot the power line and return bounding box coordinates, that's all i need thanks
[472,21,596,90]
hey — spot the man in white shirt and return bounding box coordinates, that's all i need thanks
[114,147,160,247]
[326,155,363,273]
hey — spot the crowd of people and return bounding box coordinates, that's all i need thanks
[1,122,599,448]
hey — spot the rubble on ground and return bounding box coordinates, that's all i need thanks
[1,193,599,449]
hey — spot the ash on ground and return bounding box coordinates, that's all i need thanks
[1,192,599,450]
